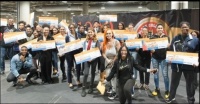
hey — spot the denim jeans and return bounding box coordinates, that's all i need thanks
[0,46,5,72]
[52,51,58,70]
[130,51,139,80]
[152,57,169,91]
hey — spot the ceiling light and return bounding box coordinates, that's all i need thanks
[61,1,67,3]
[71,12,74,14]
[107,1,115,3]
[67,7,71,10]
[48,12,51,14]
[138,6,142,8]
[101,6,105,9]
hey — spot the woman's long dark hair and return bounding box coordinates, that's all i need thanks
[117,45,132,61]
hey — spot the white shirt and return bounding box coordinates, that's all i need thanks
[26,34,34,41]
[69,33,76,42]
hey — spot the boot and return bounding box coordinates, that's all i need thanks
[88,85,93,94]
[81,86,87,97]
[62,74,67,82]
[61,67,67,82]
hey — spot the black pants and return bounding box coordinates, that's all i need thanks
[66,50,81,83]
[99,56,105,72]
[118,79,135,104]
[7,66,36,82]
[59,55,66,76]
[169,70,197,104]
[139,58,150,85]
[82,58,98,87]
[39,51,52,82]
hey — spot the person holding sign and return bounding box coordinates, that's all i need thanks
[6,46,37,87]
[38,24,55,84]
[102,45,157,104]
[51,27,59,75]
[101,28,121,100]
[65,24,82,88]
[57,26,67,82]
[151,24,170,99]
[166,21,199,104]
[81,27,100,97]
[137,26,151,90]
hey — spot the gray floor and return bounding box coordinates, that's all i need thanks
[1,60,199,103]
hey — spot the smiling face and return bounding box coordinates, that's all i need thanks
[60,26,66,35]
[53,28,58,35]
[181,23,189,35]
[121,46,127,59]
[156,25,163,35]
[43,27,49,37]
[106,30,113,40]
[87,29,94,39]
[118,23,124,30]
[33,30,39,38]
[20,46,28,56]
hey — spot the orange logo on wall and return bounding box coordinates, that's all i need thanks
[134,17,170,35]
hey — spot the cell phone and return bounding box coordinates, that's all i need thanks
[153,68,158,74]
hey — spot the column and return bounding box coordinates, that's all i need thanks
[82,1,89,15]
[18,1,30,24]
[159,1,167,11]
[171,1,179,9]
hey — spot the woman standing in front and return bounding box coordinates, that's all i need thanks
[81,28,100,97]
[103,45,157,104]
[38,24,55,84]
[101,28,121,100]
[65,24,82,88]
[151,24,170,99]
[57,26,67,82]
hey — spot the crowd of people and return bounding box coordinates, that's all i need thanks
[0,19,199,104]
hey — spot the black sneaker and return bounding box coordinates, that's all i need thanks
[12,82,17,87]
[107,87,112,94]
[108,92,117,100]
[166,98,176,103]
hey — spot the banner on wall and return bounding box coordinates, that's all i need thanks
[117,9,199,40]
[73,15,99,28]
[1,18,7,26]
[72,9,199,40]
[99,15,117,22]
[38,17,58,26]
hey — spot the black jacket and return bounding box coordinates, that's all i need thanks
[151,34,170,60]
[106,56,147,81]
[169,34,199,72]
[37,35,55,60]
[137,34,151,61]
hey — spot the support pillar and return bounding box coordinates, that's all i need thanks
[82,1,89,15]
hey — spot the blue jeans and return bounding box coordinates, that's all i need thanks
[52,51,58,70]
[130,51,139,79]
[0,46,5,72]
[152,57,169,91]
